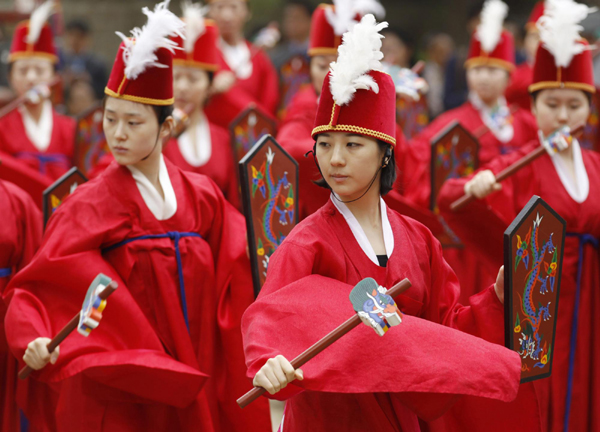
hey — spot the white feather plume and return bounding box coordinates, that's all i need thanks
[325,0,359,36]
[353,0,386,19]
[476,0,508,53]
[329,14,387,106]
[116,0,186,80]
[26,0,55,45]
[537,0,596,68]
[182,0,208,53]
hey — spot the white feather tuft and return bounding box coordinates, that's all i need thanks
[476,0,508,53]
[537,0,596,68]
[329,14,387,106]
[353,0,386,19]
[116,0,186,80]
[26,0,55,45]
[182,0,208,53]
[325,0,359,36]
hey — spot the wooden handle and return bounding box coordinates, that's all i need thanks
[411,60,425,75]
[450,125,586,212]
[18,281,118,380]
[237,278,412,409]
[0,77,60,121]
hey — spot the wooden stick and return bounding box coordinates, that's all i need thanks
[0,76,61,121]
[450,125,585,212]
[473,104,520,139]
[411,60,425,75]
[236,278,412,409]
[18,281,118,380]
[170,103,196,139]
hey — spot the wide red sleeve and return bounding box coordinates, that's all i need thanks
[242,240,522,410]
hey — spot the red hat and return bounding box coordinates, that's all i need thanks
[309,4,358,57]
[9,1,57,63]
[104,1,185,106]
[525,2,545,32]
[311,15,396,146]
[529,0,595,94]
[465,0,514,71]
[172,3,219,71]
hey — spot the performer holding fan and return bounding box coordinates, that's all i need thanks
[242,14,533,432]
[439,1,600,430]
[3,1,269,430]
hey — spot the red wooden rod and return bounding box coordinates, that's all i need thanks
[237,278,412,409]
[411,60,425,75]
[450,125,586,212]
[19,281,118,380]
[0,76,61,121]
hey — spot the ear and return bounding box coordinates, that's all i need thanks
[159,116,175,140]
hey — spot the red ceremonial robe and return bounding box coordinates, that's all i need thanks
[0,180,42,432]
[506,63,534,112]
[205,42,280,129]
[276,85,329,220]
[0,108,75,181]
[0,150,53,210]
[242,199,537,432]
[3,160,269,432]
[438,140,600,432]
[398,101,538,301]
[162,118,240,209]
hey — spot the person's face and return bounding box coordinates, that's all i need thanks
[173,66,210,111]
[67,81,96,116]
[316,132,384,200]
[533,89,590,137]
[381,33,410,67]
[103,97,170,166]
[466,66,509,105]
[65,29,89,54]
[10,57,54,98]
[209,0,249,40]
[524,30,541,63]
[283,4,311,42]
[310,54,336,95]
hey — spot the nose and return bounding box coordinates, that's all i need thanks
[557,105,569,123]
[25,68,38,84]
[330,144,345,167]
[114,121,127,141]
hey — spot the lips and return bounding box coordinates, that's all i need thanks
[112,146,129,153]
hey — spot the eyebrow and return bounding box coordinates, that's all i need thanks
[104,109,143,117]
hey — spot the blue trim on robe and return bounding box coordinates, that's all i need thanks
[103,232,203,332]
[14,152,70,176]
[0,267,11,278]
[563,232,599,432]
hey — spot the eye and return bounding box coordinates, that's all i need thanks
[347,142,361,148]
[105,117,115,123]
[317,141,330,148]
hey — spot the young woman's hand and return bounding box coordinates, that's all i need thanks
[253,355,304,395]
[464,169,501,199]
[23,338,59,370]
[494,266,504,305]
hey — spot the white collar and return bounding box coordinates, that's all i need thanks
[127,155,178,220]
[468,91,514,143]
[18,100,53,152]
[547,137,589,203]
[219,38,253,80]
[331,194,394,266]
[177,113,212,167]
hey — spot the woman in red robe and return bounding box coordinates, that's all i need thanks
[0,2,75,181]
[163,5,239,208]
[438,3,600,430]
[4,4,269,431]
[0,180,42,432]
[242,15,537,432]
[203,0,279,129]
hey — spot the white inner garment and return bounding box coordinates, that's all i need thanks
[19,100,53,152]
[177,112,212,167]
[547,137,589,203]
[219,38,253,80]
[469,92,514,143]
[127,154,178,220]
[331,194,394,266]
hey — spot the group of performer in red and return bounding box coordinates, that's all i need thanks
[1,0,599,431]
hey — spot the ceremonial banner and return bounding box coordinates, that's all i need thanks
[504,195,565,383]
[580,88,600,152]
[430,121,479,247]
[42,167,87,228]
[73,102,108,177]
[239,135,298,296]
[396,94,428,140]
[230,104,277,165]
[278,54,310,116]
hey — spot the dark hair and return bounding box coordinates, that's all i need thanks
[312,139,397,196]
[530,89,593,107]
[65,19,91,35]
[285,0,314,17]
[102,96,173,126]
